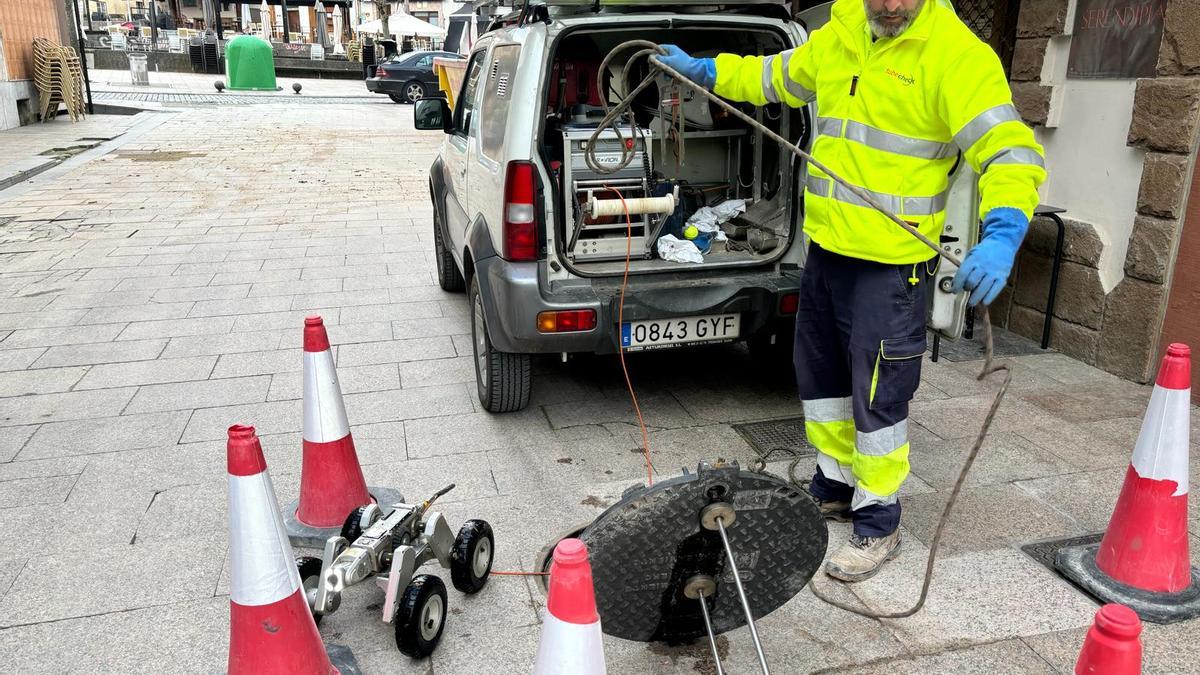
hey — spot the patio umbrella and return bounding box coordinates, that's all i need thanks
[260,0,272,40]
[201,0,218,33]
[332,6,345,54]
[315,1,330,48]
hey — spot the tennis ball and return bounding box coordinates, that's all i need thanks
[683,225,699,240]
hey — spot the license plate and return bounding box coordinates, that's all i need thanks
[620,313,740,351]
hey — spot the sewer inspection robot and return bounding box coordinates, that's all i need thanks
[295,484,495,657]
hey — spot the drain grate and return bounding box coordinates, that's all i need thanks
[934,324,1051,362]
[733,416,813,464]
[1020,532,1105,594]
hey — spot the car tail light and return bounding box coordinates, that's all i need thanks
[537,309,596,333]
[780,292,799,315]
[377,68,387,79]
[503,161,538,261]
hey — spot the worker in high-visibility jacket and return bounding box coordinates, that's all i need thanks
[661,0,1046,581]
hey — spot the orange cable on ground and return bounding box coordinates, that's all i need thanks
[605,185,655,486]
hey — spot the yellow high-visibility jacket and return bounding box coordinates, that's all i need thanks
[714,0,1046,264]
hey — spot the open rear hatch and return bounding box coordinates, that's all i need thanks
[538,15,810,277]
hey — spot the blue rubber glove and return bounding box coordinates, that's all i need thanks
[952,207,1029,306]
[656,45,717,90]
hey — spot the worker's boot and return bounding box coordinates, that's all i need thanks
[811,495,851,522]
[824,531,901,582]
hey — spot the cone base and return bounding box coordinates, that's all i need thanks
[1055,543,1200,625]
[283,486,405,548]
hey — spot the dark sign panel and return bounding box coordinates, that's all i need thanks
[1067,0,1167,79]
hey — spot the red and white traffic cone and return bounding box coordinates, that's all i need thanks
[533,539,607,675]
[1075,604,1142,675]
[227,424,338,675]
[1056,343,1200,623]
[284,316,402,547]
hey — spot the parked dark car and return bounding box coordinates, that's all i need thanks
[366,50,464,104]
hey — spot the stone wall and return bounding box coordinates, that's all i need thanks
[995,0,1200,383]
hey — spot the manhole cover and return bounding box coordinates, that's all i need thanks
[580,461,826,643]
[1020,532,1103,573]
[733,417,813,464]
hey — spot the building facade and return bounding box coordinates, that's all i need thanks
[997,0,1199,393]
[0,0,75,129]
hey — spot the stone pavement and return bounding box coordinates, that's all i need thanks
[0,102,1198,674]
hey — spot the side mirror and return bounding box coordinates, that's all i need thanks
[414,98,453,134]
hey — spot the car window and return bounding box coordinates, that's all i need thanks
[415,55,433,68]
[454,50,488,137]
[479,45,520,160]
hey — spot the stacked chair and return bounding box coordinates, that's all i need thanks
[32,38,86,122]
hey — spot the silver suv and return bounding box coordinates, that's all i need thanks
[413,0,972,413]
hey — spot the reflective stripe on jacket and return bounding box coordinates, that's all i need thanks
[713,0,1046,265]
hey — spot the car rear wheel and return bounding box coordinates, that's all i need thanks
[404,81,427,104]
[470,277,531,413]
[388,93,406,104]
[432,203,465,292]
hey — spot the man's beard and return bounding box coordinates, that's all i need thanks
[866,0,924,38]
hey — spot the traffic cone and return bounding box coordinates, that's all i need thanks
[283,316,402,547]
[1056,343,1200,623]
[533,539,607,675]
[227,424,339,675]
[1075,604,1142,675]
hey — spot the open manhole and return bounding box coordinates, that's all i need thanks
[732,416,813,465]
[534,523,591,595]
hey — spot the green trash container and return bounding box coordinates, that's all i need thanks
[225,35,277,91]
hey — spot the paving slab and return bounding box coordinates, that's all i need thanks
[1013,467,1134,532]
[123,375,272,414]
[160,330,285,358]
[0,425,36,462]
[0,366,87,396]
[0,323,125,349]
[0,386,137,427]
[0,474,78,508]
[74,355,218,389]
[0,533,224,626]
[342,384,475,426]
[403,409,558,459]
[17,410,191,460]
[908,431,1077,489]
[336,336,457,367]
[76,301,194,324]
[0,347,47,373]
[0,308,90,330]
[31,339,166,368]
[0,596,229,673]
[116,316,236,341]
[180,399,303,443]
[848,546,1097,652]
[544,393,697,431]
[900,483,1083,555]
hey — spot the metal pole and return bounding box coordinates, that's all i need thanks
[149,0,158,49]
[696,596,726,675]
[714,517,770,675]
[280,0,290,42]
[68,0,95,114]
[216,0,225,39]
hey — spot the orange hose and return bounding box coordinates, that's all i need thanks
[605,185,654,486]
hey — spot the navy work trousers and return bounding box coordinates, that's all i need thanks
[794,243,933,537]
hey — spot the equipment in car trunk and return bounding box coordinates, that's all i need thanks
[563,124,674,262]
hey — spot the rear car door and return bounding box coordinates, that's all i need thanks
[442,47,489,259]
